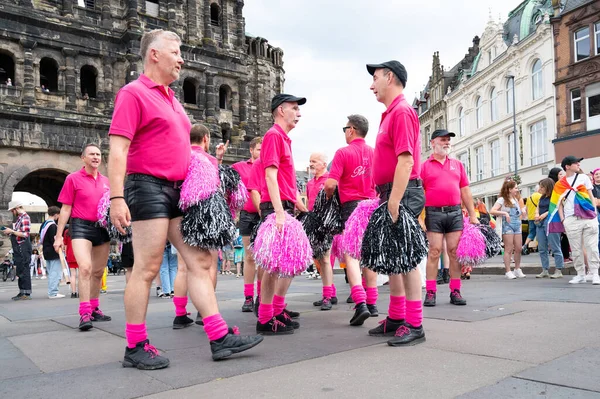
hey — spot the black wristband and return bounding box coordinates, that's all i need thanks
[110,196,125,201]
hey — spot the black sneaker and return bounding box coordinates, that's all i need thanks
[387,323,426,347]
[242,296,254,312]
[79,313,93,331]
[91,308,112,321]
[70,293,76,298]
[442,269,450,284]
[313,297,324,307]
[11,293,23,301]
[367,304,379,317]
[346,295,353,304]
[253,296,260,317]
[450,289,467,306]
[195,312,203,326]
[256,318,294,335]
[123,339,170,370]
[314,296,339,307]
[172,314,194,329]
[210,332,264,361]
[436,270,444,284]
[423,290,436,307]
[320,297,332,311]
[368,317,405,337]
[283,308,299,319]
[276,311,300,329]
[349,302,371,326]
[331,296,338,305]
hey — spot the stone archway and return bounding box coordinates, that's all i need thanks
[13,168,69,207]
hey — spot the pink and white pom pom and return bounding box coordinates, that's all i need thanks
[341,198,379,260]
[96,190,110,228]
[227,180,249,217]
[252,213,313,277]
[179,151,220,211]
[330,234,344,262]
[456,217,487,267]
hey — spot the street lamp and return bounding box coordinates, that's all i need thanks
[506,74,518,178]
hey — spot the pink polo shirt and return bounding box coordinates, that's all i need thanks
[306,172,329,211]
[232,158,258,213]
[329,138,376,204]
[260,124,297,203]
[421,155,469,207]
[373,94,421,186]
[58,167,110,222]
[108,74,192,182]
[191,145,218,168]
[247,158,264,193]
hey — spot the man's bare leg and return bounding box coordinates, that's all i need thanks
[241,236,256,312]
[345,254,370,326]
[89,242,110,320]
[424,232,444,306]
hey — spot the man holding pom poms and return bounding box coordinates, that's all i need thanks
[420,129,479,308]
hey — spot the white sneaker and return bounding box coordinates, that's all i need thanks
[585,272,593,282]
[550,270,563,279]
[48,293,65,299]
[592,273,600,285]
[536,270,550,278]
[506,271,517,279]
[569,275,586,284]
[514,269,526,278]
[41,276,47,279]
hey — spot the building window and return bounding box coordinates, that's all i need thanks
[78,0,95,8]
[476,96,483,129]
[145,0,159,17]
[80,65,97,98]
[490,139,500,177]
[596,22,600,56]
[40,57,59,92]
[458,152,470,179]
[574,27,590,62]
[488,50,492,65]
[571,88,581,122]
[531,59,543,101]
[490,87,498,122]
[530,119,548,165]
[0,52,15,85]
[210,3,220,26]
[508,132,515,172]
[219,84,232,110]
[587,82,600,131]
[183,78,196,104]
[458,107,465,137]
[475,146,484,182]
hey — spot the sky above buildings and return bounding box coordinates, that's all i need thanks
[244,0,526,171]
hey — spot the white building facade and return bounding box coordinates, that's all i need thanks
[445,1,556,208]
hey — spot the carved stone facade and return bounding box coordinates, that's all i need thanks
[551,0,600,170]
[0,0,284,215]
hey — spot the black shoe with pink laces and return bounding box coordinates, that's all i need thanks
[123,339,170,370]
[450,289,467,305]
[210,329,264,361]
[91,308,112,321]
[387,324,425,347]
[256,317,294,335]
[368,317,404,337]
[423,290,436,307]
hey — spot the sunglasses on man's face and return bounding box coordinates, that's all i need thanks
[342,126,353,133]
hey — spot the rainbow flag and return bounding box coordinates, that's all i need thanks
[547,175,596,233]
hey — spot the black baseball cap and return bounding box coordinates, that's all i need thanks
[431,129,456,140]
[561,155,584,170]
[271,94,306,112]
[366,61,407,87]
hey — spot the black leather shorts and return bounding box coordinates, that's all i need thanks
[341,200,360,225]
[125,175,183,221]
[425,207,464,234]
[238,210,260,236]
[377,180,425,218]
[70,218,110,247]
[259,201,295,221]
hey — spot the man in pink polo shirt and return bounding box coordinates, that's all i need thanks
[232,137,262,313]
[421,129,478,308]
[367,60,426,346]
[107,29,262,370]
[324,114,379,321]
[54,144,112,331]
[256,93,307,335]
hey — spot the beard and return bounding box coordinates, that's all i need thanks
[433,144,450,156]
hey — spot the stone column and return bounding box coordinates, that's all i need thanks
[63,0,73,17]
[102,56,115,100]
[187,0,198,43]
[220,0,229,48]
[205,72,216,118]
[102,0,112,27]
[127,0,142,31]
[20,39,37,107]
[167,0,176,31]
[203,0,212,42]
[238,79,247,122]
[197,73,206,113]
[126,53,141,84]
[236,0,245,48]
[62,48,78,110]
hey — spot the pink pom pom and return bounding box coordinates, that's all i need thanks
[456,217,487,267]
[252,213,313,277]
[96,190,110,228]
[331,234,344,261]
[227,181,249,217]
[179,151,220,211]
[341,198,379,259]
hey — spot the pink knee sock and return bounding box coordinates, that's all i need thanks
[426,280,437,292]
[388,295,406,321]
[244,283,254,298]
[203,314,229,341]
[273,294,286,316]
[90,298,99,310]
[258,302,273,324]
[332,284,337,298]
[366,287,378,305]
[406,300,423,328]
[350,285,366,305]
[79,301,92,316]
[323,285,333,299]
[449,279,461,292]
[256,280,261,297]
[361,276,366,289]
[173,296,188,316]
[125,323,147,349]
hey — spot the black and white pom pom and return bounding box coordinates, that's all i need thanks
[361,202,428,275]
[98,208,132,243]
[219,164,241,194]
[312,188,343,235]
[297,211,333,259]
[477,224,503,258]
[180,192,237,250]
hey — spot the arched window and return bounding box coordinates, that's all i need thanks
[80,65,97,98]
[532,59,543,100]
[183,78,196,104]
[0,52,15,85]
[40,57,59,92]
[219,84,232,110]
[506,78,514,114]
[476,96,483,129]
[210,3,220,26]
[490,87,498,122]
[458,107,465,137]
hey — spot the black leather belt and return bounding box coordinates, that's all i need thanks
[71,218,97,226]
[259,200,295,212]
[128,174,184,189]
[376,179,422,194]
[426,205,461,213]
